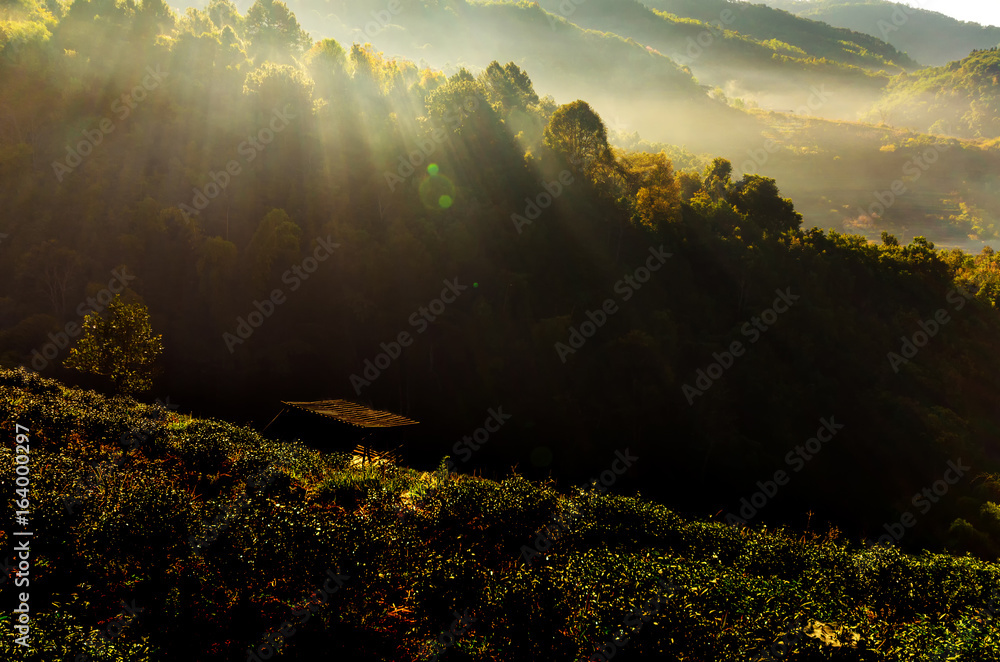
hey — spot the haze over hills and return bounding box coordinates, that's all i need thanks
[174,0,1000,248]
[253,0,914,123]
[866,47,1000,139]
[643,0,916,68]
[763,0,1000,65]
[531,0,903,123]
[250,0,763,155]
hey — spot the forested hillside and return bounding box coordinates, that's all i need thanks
[765,0,1000,65]
[5,0,1000,658]
[530,0,900,122]
[867,48,1000,139]
[3,0,1000,554]
[203,0,1000,250]
[245,0,761,154]
[643,0,915,68]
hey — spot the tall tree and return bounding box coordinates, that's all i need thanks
[618,151,682,230]
[65,295,164,394]
[243,61,314,116]
[206,0,243,32]
[729,174,802,236]
[703,157,733,203]
[543,100,612,175]
[244,0,310,63]
[304,38,347,101]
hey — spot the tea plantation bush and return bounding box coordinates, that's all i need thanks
[1,368,999,660]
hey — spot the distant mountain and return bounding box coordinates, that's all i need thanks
[254,0,763,154]
[642,0,917,69]
[533,0,905,122]
[867,48,1000,138]
[219,0,1000,243]
[763,0,1000,65]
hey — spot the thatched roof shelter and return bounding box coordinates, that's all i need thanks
[280,399,419,428]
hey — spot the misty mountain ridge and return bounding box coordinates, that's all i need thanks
[762,0,1000,65]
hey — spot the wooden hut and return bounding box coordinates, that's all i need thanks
[264,399,418,464]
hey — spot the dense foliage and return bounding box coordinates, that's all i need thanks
[3,0,1000,554]
[643,0,915,69]
[64,295,164,395]
[869,48,1000,139]
[767,0,1000,66]
[3,369,1000,660]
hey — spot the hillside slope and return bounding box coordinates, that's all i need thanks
[246,0,763,154]
[764,0,1000,65]
[4,0,1000,539]
[642,0,916,68]
[3,368,1000,660]
[867,48,1000,138]
[532,0,897,121]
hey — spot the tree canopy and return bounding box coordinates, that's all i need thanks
[64,295,164,394]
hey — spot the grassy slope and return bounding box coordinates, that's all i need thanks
[3,368,1000,660]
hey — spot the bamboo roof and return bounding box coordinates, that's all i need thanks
[281,399,419,428]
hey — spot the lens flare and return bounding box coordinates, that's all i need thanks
[419,167,456,210]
